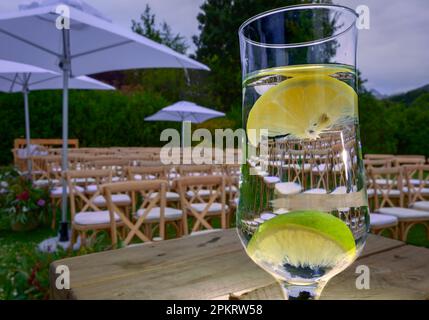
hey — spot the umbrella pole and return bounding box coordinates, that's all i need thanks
[23,87,32,175]
[59,29,71,242]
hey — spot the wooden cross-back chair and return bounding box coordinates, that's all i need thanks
[394,157,425,167]
[104,180,183,246]
[90,159,129,182]
[177,176,228,234]
[128,166,180,204]
[282,149,308,187]
[67,169,124,247]
[368,167,404,210]
[370,166,429,241]
[365,154,395,160]
[307,148,331,191]
[179,164,213,177]
[403,165,429,208]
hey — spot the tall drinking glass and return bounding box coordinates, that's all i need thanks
[237,4,368,300]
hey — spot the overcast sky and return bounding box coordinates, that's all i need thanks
[1,0,428,95]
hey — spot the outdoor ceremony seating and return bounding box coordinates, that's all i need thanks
[103,180,183,245]
[177,175,228,235]
[67,169,124,248]
[368,166,429,241]
[127,166,181,204]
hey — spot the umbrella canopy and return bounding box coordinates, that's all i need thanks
[0,0,210,242]
[0,59,114,173]
[145,101,225,148]
[145,101,225,124]
[0,59,114,92]
[0,0,209,76]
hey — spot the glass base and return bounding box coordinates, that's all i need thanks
[279,281,327,300]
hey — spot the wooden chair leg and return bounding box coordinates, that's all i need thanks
[51,198,57,229]
[81,231,87,248]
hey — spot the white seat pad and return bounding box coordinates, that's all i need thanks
[136,207,182,222]
[50,186,84,197]
[86,184,98,194]
[264,176,281,184]
[410,201,429,211]
[149,192,180,201]
[74,210,120,225]
[275,182,302,195]
[186,189,212,197]
[370,213,398,228]
[367,189,400,196]
[190,202,228,213]
[378,207,429,221]
[93,194,131,207]
[225,185,238,193]
[304,188,327,195]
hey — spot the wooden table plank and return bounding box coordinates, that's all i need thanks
[51,229,428,300]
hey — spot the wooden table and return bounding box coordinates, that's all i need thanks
[50,229,429,300]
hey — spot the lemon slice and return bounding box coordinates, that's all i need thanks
[247,211,356,270]
[246,75,357,146]
[248,64,353,80]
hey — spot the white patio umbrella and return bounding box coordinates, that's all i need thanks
[0,59,114,173]
[0,0,209,241]
[145,101,225,147]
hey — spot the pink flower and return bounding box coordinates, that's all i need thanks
[16,190,30,201]
[37,199,46,207]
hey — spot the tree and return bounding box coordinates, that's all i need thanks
[131,4,189,54]
[192,0,334,110]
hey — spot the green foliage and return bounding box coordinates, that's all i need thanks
[131,4,189,54]
[192,0,332,110]
[0,167,50,228]
[0,89,176,165]
[389,84,429,106]
[0,228,111,300]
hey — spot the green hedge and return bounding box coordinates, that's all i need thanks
[0,89,181,165]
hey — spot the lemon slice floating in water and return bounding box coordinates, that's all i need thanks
[247,211,356,272]
[246,75,357,146]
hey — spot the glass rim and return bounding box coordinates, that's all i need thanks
[238,3,358,49]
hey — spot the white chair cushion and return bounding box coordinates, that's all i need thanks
[367,189,400,196]
[93,194,131,207]
[225,185,238,193]
[304,188,327,195]
[190,202,228,213]
[370,213,398,228]
[378,207,429,221]
[403,187,429,194]
[50,186,84,197]
[74,210,120,225]
[275,182,302,195]
[72,178,95,184]
[260,213,276,221]
[186,189,212,198]
[264,176,281,184]
[149,192,180,201]
[86,184,98,194]
[33,179,51,187]
[134,174,156,181]
[410,201,429,211]
[136,207,182,222]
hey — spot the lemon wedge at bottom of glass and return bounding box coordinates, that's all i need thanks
[247,211,356,270]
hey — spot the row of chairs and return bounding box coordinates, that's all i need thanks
[366,165,429,241]
[50,164,239,232]
[66,167,238,248]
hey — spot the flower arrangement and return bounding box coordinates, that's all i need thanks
[0,167,50,231]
